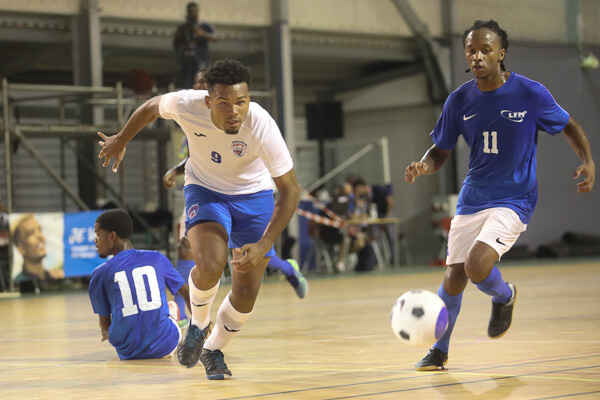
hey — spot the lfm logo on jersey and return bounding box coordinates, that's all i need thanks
[500,109,528,123]
[231,140,248,157]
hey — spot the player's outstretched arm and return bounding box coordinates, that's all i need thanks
[563,117,595,193]
[232,169,301,272]
[98,96,162,173]
[405,144,452,184]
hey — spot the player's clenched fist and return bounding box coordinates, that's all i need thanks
[405,161,430,184]
[163,168,177,189]
[573,161,596,193]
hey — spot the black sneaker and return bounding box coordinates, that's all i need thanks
[488,283,517,338]
[177,322,210,368]
[415,348,448,371]
[199,349,232,380]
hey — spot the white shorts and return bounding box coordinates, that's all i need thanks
[446,207,527,265]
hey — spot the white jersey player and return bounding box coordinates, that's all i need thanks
[98,59,301,380]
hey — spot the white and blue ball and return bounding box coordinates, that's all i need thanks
[390,289,449,346]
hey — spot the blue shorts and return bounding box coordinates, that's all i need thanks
[184,184,276,258]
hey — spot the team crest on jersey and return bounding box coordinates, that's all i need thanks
[231,140,248,157]
[500,109,527,123]
[187,204,199,219]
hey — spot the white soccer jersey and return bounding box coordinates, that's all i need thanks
[159,90,294,195]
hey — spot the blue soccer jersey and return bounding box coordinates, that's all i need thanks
[431,72,570,223]
[89,249,184,360]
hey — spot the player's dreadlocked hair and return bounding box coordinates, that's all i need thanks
[205,59,251,91]
[96,209,133,239]
[463,19,509,71]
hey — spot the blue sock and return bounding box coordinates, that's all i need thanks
[433,285,462,354]
[475,266,511,304]
[174,292,188,320]
[268,256,296,282]
[173,260,195,320]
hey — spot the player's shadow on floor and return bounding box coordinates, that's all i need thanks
[429,373,525,399]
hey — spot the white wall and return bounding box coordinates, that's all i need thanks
[0,0,78,14]
[582,0,600,45]
[2,0,600,45]
[291,0,442,36]
[100,0,270,26]
[453,0,568,43]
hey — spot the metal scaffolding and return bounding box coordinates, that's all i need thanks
[1,79,169,244]
[1,79,277,243]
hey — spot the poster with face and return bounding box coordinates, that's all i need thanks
[9,213,64,286]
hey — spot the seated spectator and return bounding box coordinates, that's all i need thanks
[350,178,378,272]
[371,183,394,218]
[371,183,395,264]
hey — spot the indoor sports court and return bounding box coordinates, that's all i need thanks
[1,1,599,399]
[2,260,599,399]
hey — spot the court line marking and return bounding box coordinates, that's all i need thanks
[321,365,600,400]
[214,354,600,400]
[530,390,600,400]
[450,370,600,384]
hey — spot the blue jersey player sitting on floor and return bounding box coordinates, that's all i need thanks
[89,209,191,360]
[405,19,595,371]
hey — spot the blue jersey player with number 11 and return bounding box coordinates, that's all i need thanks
[89,209,191,360]
[405,20,595,371]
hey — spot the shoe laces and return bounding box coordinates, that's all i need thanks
[425,348,445,361]
[186,324,206,346]
[204,350,227,372]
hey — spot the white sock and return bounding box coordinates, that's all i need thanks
[203,293,251,351]
[189,274,220,330]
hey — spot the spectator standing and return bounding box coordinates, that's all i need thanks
[174,2,217,89]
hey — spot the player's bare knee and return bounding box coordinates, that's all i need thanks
[444,264,468,295]
[190,257,225,285]
[465,242,498,283]
[464,256,492,283]
[463,256,480,282]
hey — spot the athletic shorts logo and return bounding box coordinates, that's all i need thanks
[231,140,248,157]
[500,109,527,123]
[496,237,506,246]
[194,132,207,137]
[187,204,199,219]
[463,113,477,121]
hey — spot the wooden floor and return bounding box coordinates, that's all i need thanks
[1,260,600,400]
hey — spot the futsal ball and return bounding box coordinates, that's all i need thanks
[390,289,449,346]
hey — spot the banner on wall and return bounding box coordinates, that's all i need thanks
[9,211,104,288]
[63,210,104,277]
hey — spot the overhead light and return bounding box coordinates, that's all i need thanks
[581,53,599,69]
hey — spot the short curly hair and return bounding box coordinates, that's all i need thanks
[205,59,251,91]
[96,209,133,239]
[463,19,509,71]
